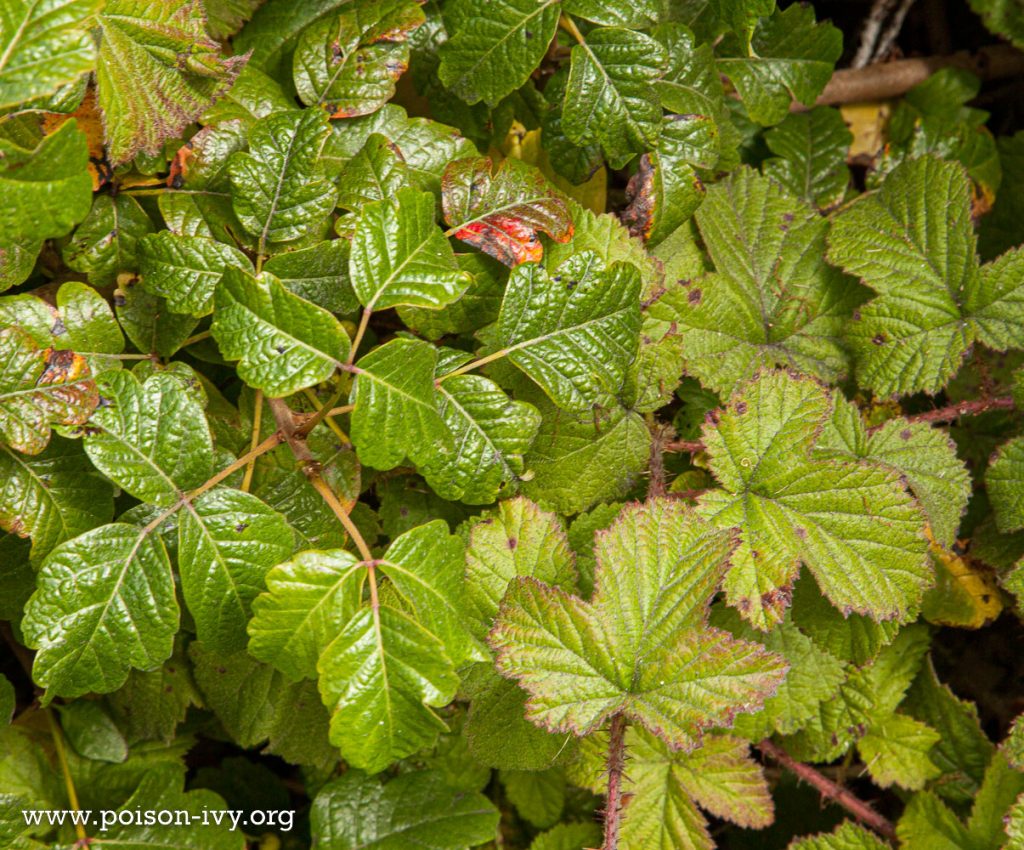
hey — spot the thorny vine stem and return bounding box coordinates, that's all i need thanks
[602,714,628,850]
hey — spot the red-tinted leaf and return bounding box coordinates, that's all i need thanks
[442,157,574,267]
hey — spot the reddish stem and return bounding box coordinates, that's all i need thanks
[757,739,896,841]
[663,438,705,454]
[603,714,628,850]
[868,395,1015,432]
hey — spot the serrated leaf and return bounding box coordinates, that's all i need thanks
[763,107,852,209]
[190,642,336,769]
[442,156,574,267]
[697,370,931,629]
[398,252,505,340]
[437,0,560,107]
[987,436,1024,533]
[212,266,351,398]
[228,108,337,246]
[310,769,500,849]
[96,0,247,165]
[350,185,470,310]
[0,436,113,566]
[716,4,841,126]
[22,522,178,699]
[178,489,293,654]
[0,120,92,244]
[503,767,565,828]
[0,0,98,110]
[491,499,786,748]
[562,27,668,169]
[0,326,97,456]
[83,370,214,507]
[530,822,603,850]
[492,252,641,411]
[897,791,976,849]
[859,713,942,790]
[788,822,890,850]
[828,156,1024,396]
[464,497,577,634]
[968,750,1024,849]
[817,398,971,547]
[294,0,424,117]
[419,372,541,505]
[349,337,451,470]
[661,167,859,396]
[337,133,411,212]
[139,231,252,317]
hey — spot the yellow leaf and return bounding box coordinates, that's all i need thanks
[922,534,1003,629]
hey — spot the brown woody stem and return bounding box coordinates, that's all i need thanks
[602,714,628,850]
[868,395,1015,432]
[663,438,705,454]
[757,739,896,841]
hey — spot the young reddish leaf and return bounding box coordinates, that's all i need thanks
[442,156,574,267]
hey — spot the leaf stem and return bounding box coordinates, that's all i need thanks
[558,13,586,46]
[297,382,348,439]
[867,395,1015,431]
[181,330,212,348]
[46,709,87,844]
[602,714,628,850]
[438,348,510,381]
[757,739,896,841]
[241,391,263,493]
[348,308,373,366]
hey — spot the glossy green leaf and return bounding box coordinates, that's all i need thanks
[716,4,841,126]
[437,0,560,107]
[139,231,252,317]
[212,267,351,398]
[96,0,247,165]
[0,0,98,110]
[294,1,424,117]
[562,26,668,169]
[22,522,178,699]
[987,436,1024,533]
[350,186,470,311]
[336,133,411,212]
[349,337,451,470]
[494,252,642,411]
[311,769,500,849]
[63,194,154,287]
[0,119,92,244]
[491,499,786,747]
[228,108,338,246]
[763,107,851,209]
[0,326,97,456]
[83,370,214,507]
[698,370,931,629]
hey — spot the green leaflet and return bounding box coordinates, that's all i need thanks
[490,499,786,748]
[83,370,214,507]
[530,822,603,850]
[858,713,942,790]
[828,156,1024,396]
[114,277,199,358]
[562,0,659,27]
[789,822,890,850]
[22,522,178,700]
[661,167,861,395]
[178,489,294,654]
[464,496,578,635]
[562,26,668,169]
[0,119,92,245]
[96,0,247,165]
[987,436,1024,533]
[316,522,479,771]
[139,231,252,317]
[62,194,154,287]
[763,107,852,209]
[350,186,470,310]
[349,337,451,471]
[0,436,114,566]
[212,267,351,398]
[310,769,500,849]
[336,133,411,212]
[262,238,358,314]
[0,0,98,110]
[437,0,560,107]
[441,156,574,267]
[419,371,541,505]
[502,767,565,828]
[293,1,424,117]
[697,370,931,629]
[228,109,338,247]
[0,326,98,456]
[491,252,642,412]
[817,397,971,548]
[716,4,842,126]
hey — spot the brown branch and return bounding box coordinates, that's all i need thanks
[757,739,896,841]
[805,44,1024,107]
[603,714,628,850]
[663,438,705,454]
[868,395,1015,432]
[647,421,670,499]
